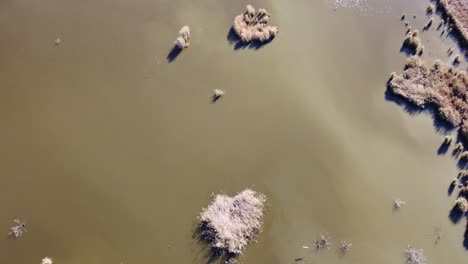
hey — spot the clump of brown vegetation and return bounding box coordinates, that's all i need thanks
[443,135,453,145]
[424,18,434,29]
[456,197,468,212]
[233,5,279,43]
[402,30,422,54]
[174,25,191,49]
[460,151,468,160]
[197,189,266,258]
[436,0,468,46]
[427,3,436,14]
[387,57,468,141]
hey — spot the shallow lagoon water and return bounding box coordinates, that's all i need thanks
[0,0,467,263]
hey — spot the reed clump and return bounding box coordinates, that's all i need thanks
[436,0,468,46]
[233,5,279,43]
[403,30,421,53]
[197,189,266,257]
[443,135,453,145]
[427,4,435,14]
[174,25,191,49]
[387,57,468,141]
[456,197,468,212]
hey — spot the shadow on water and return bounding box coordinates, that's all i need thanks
[399,45,417,56]
[458,158,468,170]
[438,143,450,155]
[384,89,455,135]
[448,183,456,196]
[449,205,464,224]
[227,27,274,51]
[211,95,223,104]
[193,223,237,264]
[167,46,182,63]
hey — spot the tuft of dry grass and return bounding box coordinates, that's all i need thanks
[387,57,468,141]
[460,151,468,160]
[424,18,434,29]
[456,197,468,212]
[403,31,421,53]
[427,3,436,14]
[174,25,191,49]
[197,189,266,256]
[233,5,279,43]
[443,135,453,145]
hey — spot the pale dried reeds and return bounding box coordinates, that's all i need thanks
[197,189,266,256]
[403,30,421,53]
[233,5,279,43]
[456,197,468,212]
[405,246,426,264]
[387,57,468,141]
[174,25,191,49]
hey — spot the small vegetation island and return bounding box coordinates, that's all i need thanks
[233,5,279,43]
[196,189,266,263]
[388,57,468,142]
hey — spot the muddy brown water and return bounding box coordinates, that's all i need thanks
[0,0,467,263]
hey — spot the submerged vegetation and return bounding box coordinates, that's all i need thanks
[197,189,266,260]
[388,57,468,141]
[233,5,279,43]
[339,240,352,253]
[8,218,26,238]
[394,198,406,210]
[405,246,426,264]
[315,234,331,250]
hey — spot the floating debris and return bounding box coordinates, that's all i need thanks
[339,240,352,253]
[41,257,53,264]
[8,218,27,238]
[301,245,309,249]
[393,198,406,209]
[405,246,426,264]
[54,37,61,46]
[174,25,191,49]
[315,234,331,250]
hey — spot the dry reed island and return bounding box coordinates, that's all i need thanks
[388,57,468,141]
[436,0,468,47]
[233,5,279,43]
[196,189,266,263]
